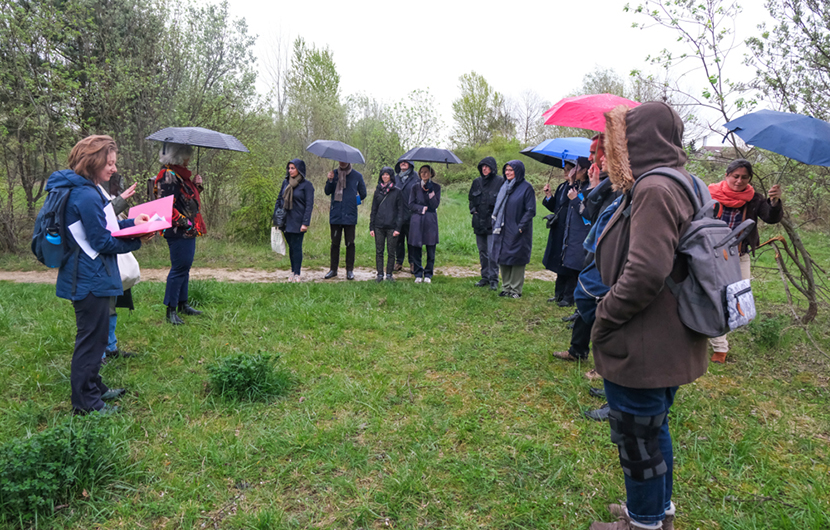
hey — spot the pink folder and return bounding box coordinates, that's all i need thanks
[111,195,174,238]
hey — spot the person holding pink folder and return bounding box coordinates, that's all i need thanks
[47,135,150,415]
[152,143,206,325]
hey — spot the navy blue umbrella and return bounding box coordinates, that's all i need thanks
[398,147,462,165]
[306,140,366,164]
[723,110,830,166]
[146,127,249,152]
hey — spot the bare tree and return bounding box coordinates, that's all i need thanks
[513,90,550,145]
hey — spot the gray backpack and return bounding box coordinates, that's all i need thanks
[631,168,757,337]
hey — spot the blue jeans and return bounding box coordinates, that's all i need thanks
[164,237,196,307]
[604,379,678,525]
[104,313,118,357]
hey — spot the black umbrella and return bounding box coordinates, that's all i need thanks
[306,140,366,164]
[146,127,249,152]
[398,147,462,165]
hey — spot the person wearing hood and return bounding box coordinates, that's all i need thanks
[153,142,207,325]
[48,135,150,414]
[542,160,577,303]
[394,160,420,273]
[324,161,367,280]
[707,158,782,364]
[556,156,592,306]
[468,156,505,290]
[588,102,708,530]
[491,160,536,298]
[407,165,441,283]
[274,158,314,282]
[369,166,406,282]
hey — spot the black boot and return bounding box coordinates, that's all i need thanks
[166,306,184,325]
[178,301,202,316]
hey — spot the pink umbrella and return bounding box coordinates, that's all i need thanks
[543,94,641,132]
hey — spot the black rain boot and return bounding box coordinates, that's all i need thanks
[178,301,203,316]
[166,306,184,325]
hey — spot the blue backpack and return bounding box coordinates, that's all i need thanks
[31,187,77,268]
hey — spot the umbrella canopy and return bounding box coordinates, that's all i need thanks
[543,94,640,132]
[723,109,830,167]
[146,127,249,152]
[306,140,366,164]
[398,147,462,165]
[520,137,592,168]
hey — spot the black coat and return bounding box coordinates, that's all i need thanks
[492,162,536,266]
[370,185,405,232]
[408,180,441,247]
[581,174,620,225]
[542,180,570,272]
[275,178,314,234]
[324,169,367,225]
[561,179,592,271]
[468,156,505,235]
[394,166,420,215]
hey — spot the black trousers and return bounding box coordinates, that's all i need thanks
[555,268,579,303]
[330,224,356,271]
[411,245,436,278]
[71,293,110,412]
[396,221,411,265]
[284,232,305,274]
[374,228,398,275]
[569,312,593,360]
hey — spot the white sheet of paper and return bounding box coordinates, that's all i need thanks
[104,203,119,233]
[68,221,99,260]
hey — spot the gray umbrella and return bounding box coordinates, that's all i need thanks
[146,127,250,152]
[398,147,462,165]
[306,140,366,164]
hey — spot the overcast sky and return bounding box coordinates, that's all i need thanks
[224,0,772,142]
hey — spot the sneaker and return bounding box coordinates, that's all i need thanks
[711,351,727,364]
[498,291,507,297]
[101,388,126,401]
[607,503,675,530]
[585,369,602,380]
[474,279,489,287]
[584,403,611,421]
[424,277,432,284]
[415,277,423,283]
[508,292,521,298]
[385,274,395,282]
[376,274,384,283]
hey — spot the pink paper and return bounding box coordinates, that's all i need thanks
[111,195,174,238]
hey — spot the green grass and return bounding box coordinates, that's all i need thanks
[0,275,828,529]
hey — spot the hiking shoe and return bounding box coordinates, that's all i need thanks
[585,369,602,380]
[711,350,727,364]
[101,388,126,401]
[584,403,611,421]
[552,351,579,362]
[589,387,606,398]
[608,503,674,530]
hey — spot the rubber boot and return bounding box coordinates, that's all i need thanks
[166,306,184,325]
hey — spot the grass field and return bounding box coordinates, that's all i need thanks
[1,191,829,529]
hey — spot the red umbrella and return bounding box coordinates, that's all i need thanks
[543,94,641,132]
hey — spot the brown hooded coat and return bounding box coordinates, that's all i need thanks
[591,102,708,389]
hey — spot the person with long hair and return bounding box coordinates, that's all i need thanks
[47,135,149,414]
[153,143,206,325]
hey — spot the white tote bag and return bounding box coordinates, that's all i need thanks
[118,252,141,290]
[271,226,286,255]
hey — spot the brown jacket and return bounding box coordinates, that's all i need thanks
[591,102,708,389]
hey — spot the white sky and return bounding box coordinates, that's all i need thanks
[225,0,772,142]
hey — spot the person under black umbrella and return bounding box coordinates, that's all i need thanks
[323,161,367,280]
[393,160,420,273]
[407,165,441,283]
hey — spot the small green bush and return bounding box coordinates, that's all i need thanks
[748,314,787,350]
[0,414,116,520]
[207,352,292,401]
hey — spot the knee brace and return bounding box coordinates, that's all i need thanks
[608,409,668,481]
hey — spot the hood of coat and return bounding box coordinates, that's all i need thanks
[46,169,93,192]
[395,160,416,176]
[377,166,396,186]
[502,160,526,183]
[604,101,687,192]
[477,156,498,178]
[286,158,306,179]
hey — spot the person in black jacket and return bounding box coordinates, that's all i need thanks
[542,160,577,303]
[394,160,420,273]
[324,162,367,280]
[468,156,504,290]
[369,166,405,282]
[408,165,441,283]
[274,159,314,282]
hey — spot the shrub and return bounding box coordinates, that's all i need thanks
[207,352,293,401]
[748,314,787,350]
[0,414,117,521]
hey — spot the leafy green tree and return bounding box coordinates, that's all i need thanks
[451,71,511,147]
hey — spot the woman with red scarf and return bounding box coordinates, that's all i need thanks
[153,143,207,325]
[708,158,783,363]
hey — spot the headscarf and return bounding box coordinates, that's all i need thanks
[708,180,755,212]
[492,160,525,235]
[334,163,352,202]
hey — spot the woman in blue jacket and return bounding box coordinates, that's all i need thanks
[274,159,314,282]
[48,135,149,415]
[491,160,536,298]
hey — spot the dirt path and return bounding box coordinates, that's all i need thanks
[0,266,558,284]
